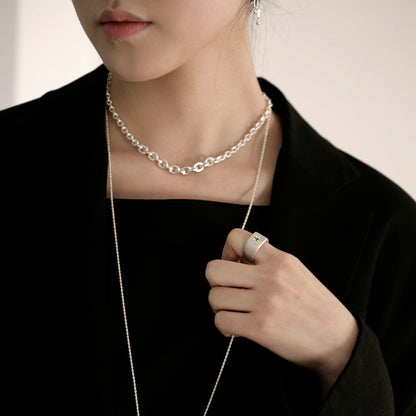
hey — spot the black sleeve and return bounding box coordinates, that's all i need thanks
[319,193,416,415]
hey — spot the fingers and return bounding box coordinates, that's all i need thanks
[221,228,276,264]
[208,286,256,313]
[206,228,289,340]
[214,310,254,338]
[205,259,256,289]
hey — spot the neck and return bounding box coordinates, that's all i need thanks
[108,25,268,165]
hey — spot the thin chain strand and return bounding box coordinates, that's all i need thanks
[105,98,273,416]
[106,110,141,416]
[202,110,272,416]
[241,110,272,231]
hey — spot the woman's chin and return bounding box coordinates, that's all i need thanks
[100,55,185,84]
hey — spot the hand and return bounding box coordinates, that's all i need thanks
[205,228,359,395]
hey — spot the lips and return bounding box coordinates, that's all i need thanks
[99,9,152,40]
[99,9,149,24]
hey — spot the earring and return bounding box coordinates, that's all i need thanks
[251,0,262,26]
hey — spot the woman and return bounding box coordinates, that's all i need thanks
[3,0,415,415]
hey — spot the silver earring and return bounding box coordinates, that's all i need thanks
[251,0,262,26]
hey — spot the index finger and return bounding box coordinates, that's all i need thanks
[222,228,274,264]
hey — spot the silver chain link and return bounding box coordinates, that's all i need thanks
[105,72,273,175]
[105,74,273,415]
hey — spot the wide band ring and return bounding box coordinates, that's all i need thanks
[243,232,269,263]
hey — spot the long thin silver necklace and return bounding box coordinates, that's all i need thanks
[105,86,273,416]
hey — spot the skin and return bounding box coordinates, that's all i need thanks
[72,0,358,398]
[206,229,359,397]
[72,0,281,204]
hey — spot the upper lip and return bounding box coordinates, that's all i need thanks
[98,10,149,23]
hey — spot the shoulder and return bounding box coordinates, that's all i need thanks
[1,65,108,168]
[336,148,416,227]
[1,65,109,187]
[259,76,416,226]
[0,65,107,127]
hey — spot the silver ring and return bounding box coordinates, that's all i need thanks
[243,232,269,263]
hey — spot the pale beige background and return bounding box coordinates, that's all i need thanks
[1,0,415,199]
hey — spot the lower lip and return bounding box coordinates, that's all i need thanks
[101,22,151,40]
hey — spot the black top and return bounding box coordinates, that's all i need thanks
[3,65,416,415]
[105,198,298,415]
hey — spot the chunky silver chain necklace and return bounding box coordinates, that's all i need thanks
[105,72,273,175]
[105,76,273,415]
